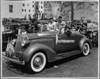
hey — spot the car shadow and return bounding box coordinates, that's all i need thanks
[46,53,83,68]
[3,53,83,75]
[3,61,28,75]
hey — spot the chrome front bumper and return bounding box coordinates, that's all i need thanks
[2,54,25,65]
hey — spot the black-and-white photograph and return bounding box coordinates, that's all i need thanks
[1,0,99,78]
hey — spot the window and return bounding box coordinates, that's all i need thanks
[28,15,30,18]
[27,4,29,6]
[23,3,25,6]
[41,6,42,9]
[29,9,30,12]
[25,9,26,12]
[32,5,34,7]
[9,5,13,13]
[22,9,24,12]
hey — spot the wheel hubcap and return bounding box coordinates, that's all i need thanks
[31,53,46,72]
[83,43,89,55]
[33,56,43,69]
[84,45,88,53]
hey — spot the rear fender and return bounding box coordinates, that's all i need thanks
[79,37,93,51]
[22,44,56,63]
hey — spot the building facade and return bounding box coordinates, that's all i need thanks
[1,1,24,19]
[22,1,35,19]
[1,0,44,20]
[21,0,44,20]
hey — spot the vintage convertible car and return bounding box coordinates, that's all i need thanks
[3,30,92,73]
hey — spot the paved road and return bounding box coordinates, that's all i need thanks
[2,47,98,77]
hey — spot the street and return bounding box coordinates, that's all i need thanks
[2,47,98,77]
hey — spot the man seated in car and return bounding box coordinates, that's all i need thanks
[20,26,27,34]
[56,16,66,34]
[47,18,56,32]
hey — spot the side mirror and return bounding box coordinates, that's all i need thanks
[65,30,72,37]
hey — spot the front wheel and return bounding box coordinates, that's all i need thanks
[27,52,47,73]
[82,43,90,56]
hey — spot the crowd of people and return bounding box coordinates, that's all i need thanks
[3,16,69,35]
[46,16,66,34]
[3,15,90,36]
[2,16,98,51]
[4,15,98,39]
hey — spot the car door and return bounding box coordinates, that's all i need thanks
[55,33,80,54]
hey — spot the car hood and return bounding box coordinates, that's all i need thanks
[19,32,57,40]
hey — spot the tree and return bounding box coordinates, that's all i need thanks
[59,2,74,22]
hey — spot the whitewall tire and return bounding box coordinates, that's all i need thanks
[28,52,46,73]
[82,43,90,56]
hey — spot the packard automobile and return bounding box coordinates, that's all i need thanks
[3,29,92,73]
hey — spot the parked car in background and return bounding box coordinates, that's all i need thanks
[86,23,98,46]
[71,22,98,47]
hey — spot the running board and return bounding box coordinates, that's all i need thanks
[53,50,80,60]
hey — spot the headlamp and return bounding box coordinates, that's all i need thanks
[21,37,29,46]
[22,40,26,46]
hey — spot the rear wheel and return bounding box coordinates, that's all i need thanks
[27,52,46,73]
[82,43,90,56]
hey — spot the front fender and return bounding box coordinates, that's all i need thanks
[79,37,93,50]
[22,44,56,63]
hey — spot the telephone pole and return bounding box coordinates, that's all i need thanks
[71,2,74,23]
